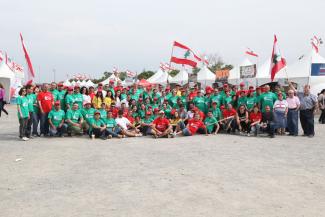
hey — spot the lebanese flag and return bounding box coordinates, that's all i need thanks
[170,41,202,67]
[20,33,35,85]
[126,69,136,78]
[311,36,321,53]
[245,48,259,57]
[270,35,286,81]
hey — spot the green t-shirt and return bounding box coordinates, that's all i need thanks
[65,94,75,110]
[168,96,179,108]
[193,96,206,112]
[73,93,83,110]
[48,109,65,127]
[237,96,247,107]
[66,109,83,124]
[56,90,66,110]
[142,117,153,124]
[246,96,257,110]
[260,92,277,112]
[204,116,217,133]
[99,109,107,121]
[105,118,117,128]
[82,108,95,124]
[17,96,29,118]
[51,89,59,101]
[210,108,222,121]
[210,94,222,107]
[223,96,233,106]
[26,93,36,112]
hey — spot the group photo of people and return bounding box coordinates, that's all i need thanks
[14,79,321,141]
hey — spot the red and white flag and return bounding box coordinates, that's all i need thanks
[126,69,136,78]
[20,33,35,85]
[112,67,119,74]
[170,41,202,68]
[311,36,322,53]
[245,48,259,57]
[270,35,286,81]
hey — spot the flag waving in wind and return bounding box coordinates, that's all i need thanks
[20,33,35,85]
[270,35,286,81]
[170,41,203,68]
[311,36,323,53]
[245,48,259,57]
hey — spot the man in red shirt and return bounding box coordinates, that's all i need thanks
[176,113,208,136]
[37,83,54,136]
[249,105,262,136]
[152,111,173,138]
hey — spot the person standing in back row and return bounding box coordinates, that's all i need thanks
[289,82,317,138]
[37,83,54,136]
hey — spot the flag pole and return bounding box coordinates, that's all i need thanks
[167,42,175,85]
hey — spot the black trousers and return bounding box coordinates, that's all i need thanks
[300,109,315,136]
[319,109,325,124]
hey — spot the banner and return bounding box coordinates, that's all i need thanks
[311,63,325,76]
[240,64,257,78]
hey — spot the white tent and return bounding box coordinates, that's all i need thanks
[197,66,216,87]
[86,80,95,87]
[0,62,15,102]
[71,80,76,86]
[102,73,121,85]
[168,69,189,85]
[80,80,87,87]
[147,69,168,85]
[63,79,71,87]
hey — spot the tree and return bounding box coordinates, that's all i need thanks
[137,70,155,80]
[169,69,180,77]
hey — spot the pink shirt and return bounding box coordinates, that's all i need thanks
[0,88,5,100]
[286,96,300,109]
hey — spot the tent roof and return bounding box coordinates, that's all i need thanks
[168,70,188,84]
[197,66,215,81]
[138,79,151,87]
[228,58,253,80]
[0,62,15,79]
[147,68,168,84]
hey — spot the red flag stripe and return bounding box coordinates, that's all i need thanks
[20,33,35,79]
[170,57,198,68]
[245,51,258,57]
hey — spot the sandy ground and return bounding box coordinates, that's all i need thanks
[0,105,325,217]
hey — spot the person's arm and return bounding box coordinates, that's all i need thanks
[38,100,44,114]
[288,81,297,92]
[245,111,249,123]
[17,104,23,118]
[48,118,56,129]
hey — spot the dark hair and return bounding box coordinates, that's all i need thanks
[80,86,89,95]
[18,87,27,96]
[118,109,124,116]
[96,91,104,102]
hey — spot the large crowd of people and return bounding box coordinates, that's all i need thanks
[12,80,322,141]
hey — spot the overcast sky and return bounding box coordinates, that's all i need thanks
[0,0,324,82]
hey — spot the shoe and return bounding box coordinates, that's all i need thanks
[117,135,123,139]
[247,133,250,137]
[107,135,113,139]
[308,135,314,138]
[22,137,29,141]
[101,136,107,140]
[270,134,275,138]
[170,133,175,138]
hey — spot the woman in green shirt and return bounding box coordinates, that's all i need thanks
[17,87,30,141]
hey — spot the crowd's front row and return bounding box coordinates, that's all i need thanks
[17,92,283,141]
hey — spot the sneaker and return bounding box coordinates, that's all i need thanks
[107,135,113,139]
[117,135,123,139]
[22,137,29,141]
[170,133,175,138]
[247,133,250,137]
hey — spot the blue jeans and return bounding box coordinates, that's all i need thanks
[287,109,299,135]
[106,127,121,137]
[32,112,41,135]
[40,112,50,135]
[49,125,67,136]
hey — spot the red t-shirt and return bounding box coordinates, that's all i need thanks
[223,109,236,118]
[110,107,119,118]
[153,117,170,132]
[249,112,262,123]
[37,91,54,113]
[127,116,135,124]
[187,119,206,135]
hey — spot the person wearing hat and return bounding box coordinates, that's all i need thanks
[50,82,59,101]
[65,102,84,136]
[56,83,66,111]
[220,103,237,133]
[193,90,207,113]
[65,87,75,111]
[152,110,173,138]
[210,88,222,110]
[17,87,30,141]
[89,111,107,140]
[175,112,207,137]
[151,97,160,110]
[48,101,66,137]
[140,111,155,136]
[273,92,288,135]
[237,90,247,108]
[98,102,108,122]
[115,109,142,137]
[222,90,233,107]
[81,102,96,132]
[210,101,222,121]
[168,89,179,109]
[246,90,257,112]
[72,86,83,111]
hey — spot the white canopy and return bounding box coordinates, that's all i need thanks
[0,62,15,101]
[197,66,216,87]
[147,69,168,85]
[255,59,287,85]
[168,70,188,85]
[71,80,76,86]
[63,79,71,87]
[102,73,121,85]
[86,79,95,87]
[80,80,87,87]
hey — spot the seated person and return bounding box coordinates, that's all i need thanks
[115,110,142,137]
[105,111,122,138]
[249,105,262,136]
[204,111,219,134]
[140,111,154,136]
[81,102,95,133]
[65,102,84,136]
[235,104,250,135]
[169,111,183,134]
[89,111,107,140]
[261,105,276,138]
[151,110,173,138]
[48,101,66,137]
[219,103,236,133]
[175,113,208,136]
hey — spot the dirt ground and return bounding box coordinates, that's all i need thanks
[0,105,325,217]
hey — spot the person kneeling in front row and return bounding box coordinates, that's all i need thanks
[89,111,107,140]
[175,113,208,136]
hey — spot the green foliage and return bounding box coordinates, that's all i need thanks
[169,69,180,77]
[137,70,155,80]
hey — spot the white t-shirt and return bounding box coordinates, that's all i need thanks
[115,117,131,130]
[83,94,91,104]
[273,100,288,112]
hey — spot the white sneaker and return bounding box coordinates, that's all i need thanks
[22,137,29,141]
